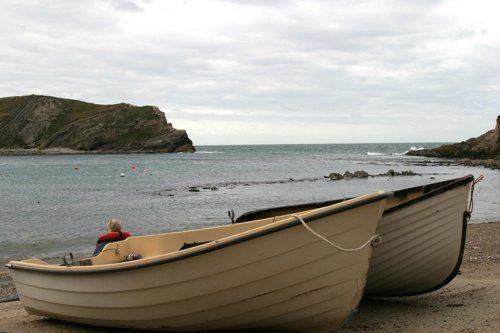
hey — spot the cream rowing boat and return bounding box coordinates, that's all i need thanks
[7,191,391,332]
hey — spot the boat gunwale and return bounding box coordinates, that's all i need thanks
[383,174,474,216]
[6,191,392,275]
[234,175,474,222]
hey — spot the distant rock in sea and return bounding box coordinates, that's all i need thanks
[406,115,499,169]
[0,95,195,154]
[326,169,419,180]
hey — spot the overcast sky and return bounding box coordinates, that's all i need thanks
[1,0,499,145]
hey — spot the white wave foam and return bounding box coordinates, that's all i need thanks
[195,151,224,154]
[396,146,425,156]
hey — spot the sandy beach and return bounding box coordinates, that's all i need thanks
[1,222,498,332]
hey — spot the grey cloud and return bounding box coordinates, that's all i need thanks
[0,0,498,144]
[110,0,146,12]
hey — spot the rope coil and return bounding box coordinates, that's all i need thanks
[291,214,382,252]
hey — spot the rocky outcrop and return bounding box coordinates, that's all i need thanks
[0,95,195,154]
[407,116,499,169]
[326,169,419,180]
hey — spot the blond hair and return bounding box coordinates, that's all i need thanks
[107,218,122,232]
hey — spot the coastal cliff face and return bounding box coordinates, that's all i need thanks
[407,115,500,168]
[0,95,195,153]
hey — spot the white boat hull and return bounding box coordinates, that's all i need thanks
[365,181,472,296]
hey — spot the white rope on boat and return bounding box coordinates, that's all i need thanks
[290,214,382,252]
[467,174,484,220]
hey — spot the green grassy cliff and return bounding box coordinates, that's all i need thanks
[0,95,195,153]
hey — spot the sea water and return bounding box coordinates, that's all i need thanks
[0,143,498,259]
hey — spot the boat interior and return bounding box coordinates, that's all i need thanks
[10,213,292,269]
[88,215,289,266]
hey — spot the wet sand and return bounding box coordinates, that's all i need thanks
[1,222,499,332]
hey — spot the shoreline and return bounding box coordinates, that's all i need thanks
[1,222,498,332]
[411,157,500,170]
[0,148,194,155]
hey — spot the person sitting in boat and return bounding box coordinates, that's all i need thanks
[93,218,131,256]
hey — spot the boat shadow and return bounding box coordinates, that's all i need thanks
[38,317,294,333]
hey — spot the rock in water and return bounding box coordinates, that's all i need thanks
[353,170,369,178]
[328,172,344,180]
